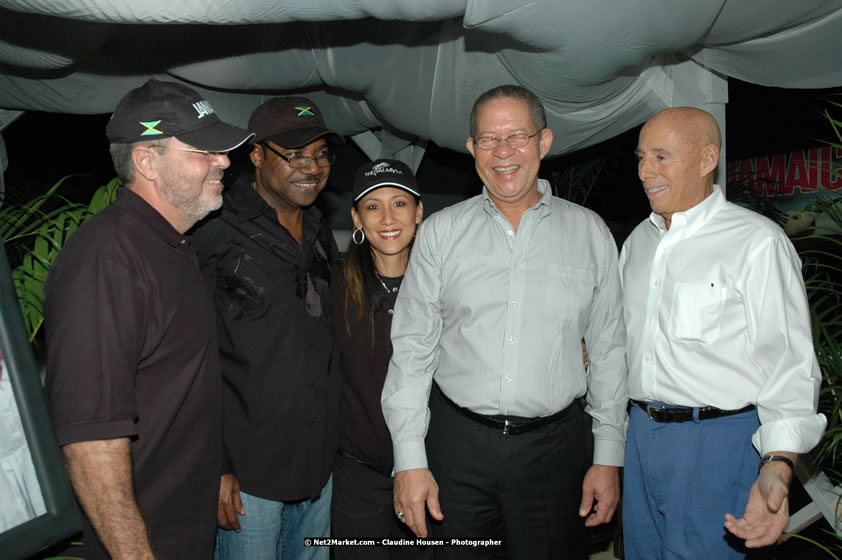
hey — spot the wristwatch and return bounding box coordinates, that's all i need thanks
[759,454,795,473]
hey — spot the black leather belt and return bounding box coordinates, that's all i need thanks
[634,400,755,423]
[337,449,393,478]
[437,386,574,435]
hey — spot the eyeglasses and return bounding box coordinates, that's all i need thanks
[156,145,223,158]
[473,131,540,151]
[262,143,335,169]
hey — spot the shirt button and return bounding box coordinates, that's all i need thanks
[387,309,394,315]
[506,376,512,382]
[515,264,521,270]
[647,393,655,400]
[654,280,660,287]
[512,300,518,306]
[645,355,652,362]
[508,337,514,344]
[648,317,655,325]
[507,230,514,236]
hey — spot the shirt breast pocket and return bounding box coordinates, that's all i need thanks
[668,282,727,343]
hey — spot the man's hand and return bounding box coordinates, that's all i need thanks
[724,455,794,547]
[217,474,244,531]
[393,468,444,538]
[579,464,620,527]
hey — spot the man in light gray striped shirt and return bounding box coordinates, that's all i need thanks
[382,84,627,560]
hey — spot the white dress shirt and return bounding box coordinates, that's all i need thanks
[382,180,628,472]
[619,185,826,454]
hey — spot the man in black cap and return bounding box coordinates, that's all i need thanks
[191,96,344,560]
[45,79,252,559]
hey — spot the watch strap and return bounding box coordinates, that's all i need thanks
[759,454,795,473]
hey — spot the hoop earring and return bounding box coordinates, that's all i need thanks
[352,227,365,245]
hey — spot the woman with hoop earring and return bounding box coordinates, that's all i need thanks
[331,159,428,560]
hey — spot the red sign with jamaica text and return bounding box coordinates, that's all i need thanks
[728,145,842,237]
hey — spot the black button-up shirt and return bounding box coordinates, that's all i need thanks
[192,175,341,502]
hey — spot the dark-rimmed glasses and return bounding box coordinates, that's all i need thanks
[473,131,540,151]
[262,143,335,169]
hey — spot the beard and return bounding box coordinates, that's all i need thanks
[158,167,223,223]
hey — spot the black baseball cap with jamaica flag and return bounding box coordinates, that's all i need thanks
[106,79,253,152]
[248,96,345,149]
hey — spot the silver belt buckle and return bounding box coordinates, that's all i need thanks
[646,405,660,421]
[503,419,511,435]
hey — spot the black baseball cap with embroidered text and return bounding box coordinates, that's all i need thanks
[106,79,253,152]
[352,159,421,203]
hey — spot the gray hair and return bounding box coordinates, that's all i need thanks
[109,138,168,184]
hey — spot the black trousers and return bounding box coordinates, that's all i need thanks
[332,457,433,560]
[426,386,593,560]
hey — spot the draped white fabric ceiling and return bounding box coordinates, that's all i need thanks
[0,0,841,174]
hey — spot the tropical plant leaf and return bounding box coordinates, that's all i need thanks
[0,175,119,342]
[803,187,842,474]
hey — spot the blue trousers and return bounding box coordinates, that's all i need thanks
[623,403,761,560]
[215,477,332,560]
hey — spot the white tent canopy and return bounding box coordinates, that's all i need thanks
[0,0,841,185]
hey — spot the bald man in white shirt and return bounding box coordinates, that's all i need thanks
[620,107,826,559]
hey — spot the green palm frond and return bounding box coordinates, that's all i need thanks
[0,176,120,342]
[804,197,842,468]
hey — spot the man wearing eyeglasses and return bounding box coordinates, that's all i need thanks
[45,79,253,559]
[382,84,627,559]
[191,97,343,560]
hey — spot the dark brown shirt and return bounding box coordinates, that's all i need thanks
[45,188,222,559]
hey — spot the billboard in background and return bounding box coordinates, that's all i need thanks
[728,145,842,238]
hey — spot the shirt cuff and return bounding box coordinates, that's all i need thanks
[593,438,625,467]
[54,417,137,447]
[393,440,429,473]
[752,413,827,455]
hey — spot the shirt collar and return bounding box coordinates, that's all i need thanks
[648,184,724,236]
[226,174,273,222]
[116,188,188,248]
[480,178,552,217]
[224,174,323,225]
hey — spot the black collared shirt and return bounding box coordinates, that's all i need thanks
[45,188,222,559]
[192,175,340,501]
